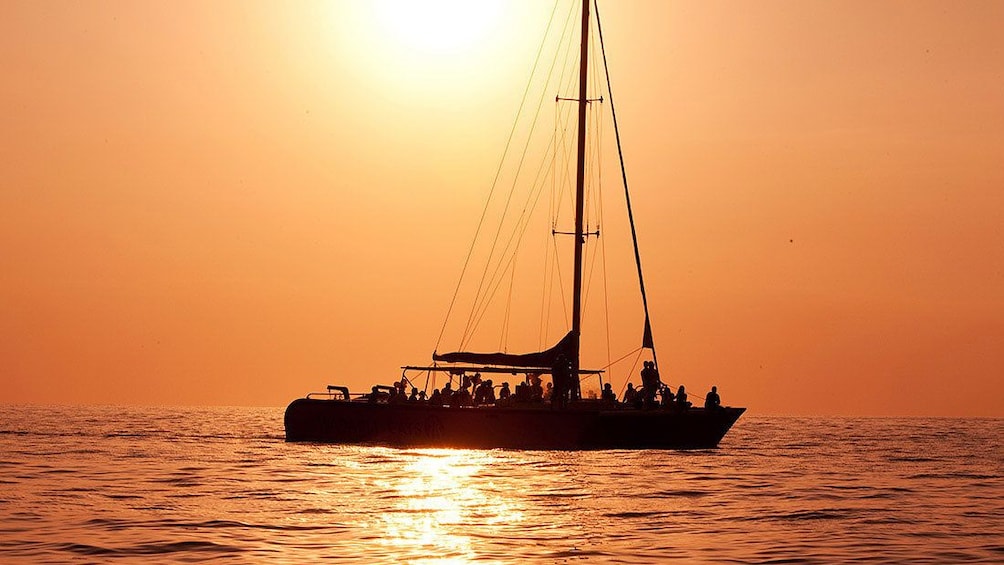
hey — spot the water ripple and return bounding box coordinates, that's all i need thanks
[0,405,1001,564]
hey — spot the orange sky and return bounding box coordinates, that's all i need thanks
[2,1,1001,416]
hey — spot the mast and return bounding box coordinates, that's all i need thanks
[570,0,591,400]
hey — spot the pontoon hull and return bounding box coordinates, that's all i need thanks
[284,398,744,449]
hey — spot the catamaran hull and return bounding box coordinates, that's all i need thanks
[284,398,744,450]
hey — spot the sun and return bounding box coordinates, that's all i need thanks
[371,0,504,55]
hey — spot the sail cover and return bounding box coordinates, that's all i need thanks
[433,332,576,369]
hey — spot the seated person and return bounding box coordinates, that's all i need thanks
[675,385,691,410]
[623,383,639,406]
[601,383,617,402]
[704,385,721,410]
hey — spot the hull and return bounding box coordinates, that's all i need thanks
[284,398,745,449]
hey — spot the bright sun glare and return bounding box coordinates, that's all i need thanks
[372,0,503,55]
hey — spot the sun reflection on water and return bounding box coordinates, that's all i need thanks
[376,450,523,562]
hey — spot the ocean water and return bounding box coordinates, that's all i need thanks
[0,405,1000,564]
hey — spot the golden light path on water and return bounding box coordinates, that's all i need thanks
[378,451,521,561]
[307,448,527,563]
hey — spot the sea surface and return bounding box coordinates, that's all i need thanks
[0,406,1000,564]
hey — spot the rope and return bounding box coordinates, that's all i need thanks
[594,0,660,370]
[433,0,562,354]
[460,0,578,349]
[620,347,645,396]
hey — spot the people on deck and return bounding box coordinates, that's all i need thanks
[623,383,639,406]
[529,378,544,402]
[429,388,442,406]
[408,387,419,402]
[551,354,571,407]
[388,386,405,404]
[601,383,617,402]
[640,361,659,405]
[452,384,472,408]
[474,380,496,406]
[484,380,496,404]
[704,385,721,410]
[441,382,454,405]
[498,382,511,401]
[675,385,691,410]
[660,385,675,407]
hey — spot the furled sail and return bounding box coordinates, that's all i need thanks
[433,332,575,369]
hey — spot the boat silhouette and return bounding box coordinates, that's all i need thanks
[285,0,745,449]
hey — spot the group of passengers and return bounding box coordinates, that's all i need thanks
[608,360,724,411]
[421,373,503,408]
[369,362,723,410]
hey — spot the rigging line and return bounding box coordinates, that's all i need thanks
[499,248,518,352]
[541,234,555,347]
[580,106,605,320]
[620,347,646,396]
[459,0,578,348]
[595,0,659,369]
[596,346,642,372]
[540,102,558,350]
[465,137,556,347]
[551,0,582,223]
[552,230,570,330]
[470,123,562,327]
[595,96,613,384]
[465,160,556,345]
[547,24,581,229]
[463,132,560,349]
[433,0,563,353]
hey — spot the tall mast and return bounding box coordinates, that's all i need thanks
[570,0,591,399]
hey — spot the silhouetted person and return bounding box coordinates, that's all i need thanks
[409,387,419,402]
[455,385,472,407]
[551,353,571,407]
[660,385,675,407]
[601,382,617,402]
[368,385,381,403]
[623,383,639,407]
[704,385,721,410]
[498,382,511,401]
[429,388,442,406]
[640,361,659,405]
[388,386,405,404]
[515,381,527,402]
[675,385,691,410]
[441,382,454,405]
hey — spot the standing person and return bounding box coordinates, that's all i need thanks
[640,361,660,406]
[551,353,571,408]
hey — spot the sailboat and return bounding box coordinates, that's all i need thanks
[284,0,745,449]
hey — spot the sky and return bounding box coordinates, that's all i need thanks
[1,1,1001,416]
